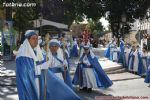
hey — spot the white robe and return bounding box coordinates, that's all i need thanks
[47,48,66,81]
[124,48,131,66]
[133,50,139,72]
[82,55,97,88]
[141,52,148,73]
[16,39,44,99]
[112,47,118,61]
[128,51,134,71]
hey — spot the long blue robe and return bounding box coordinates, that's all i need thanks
[39,69,81,100]
[16,56,38,100]
[72,53,113,88]
[105,44,116,61]
[70,45,78,57]
[128,50,134,71]
[145,58,150,84]
[119,40,126,67]
[104,46,110,59]
[16,56,80,100]
[137,52,147,76]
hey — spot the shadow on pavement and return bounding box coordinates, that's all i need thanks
[74,87,121,100]
[0,86,17,100]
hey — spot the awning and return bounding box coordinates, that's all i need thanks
[33,19,68,30]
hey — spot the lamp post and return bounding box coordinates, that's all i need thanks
[38,13,42,36]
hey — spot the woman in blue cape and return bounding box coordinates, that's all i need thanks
[40,39,80,100]
[16,30,45,100]
[72,43,113,93]
[128,46,135,72]
[124,44,131,67]
[145,57,150,87]
[119,38,126,67]
[16,30,81,100]
[39,69,81,100]
[105,39,117,61]
[133,45,142,73]
[137,47,148,76]
[70,38,78,57]
[46,39,72,88]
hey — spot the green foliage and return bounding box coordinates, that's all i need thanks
[64,0,150,38]
[103,0,150,38]
[87,19,104,38]
[10,0,40,32]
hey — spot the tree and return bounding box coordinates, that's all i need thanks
[63,0,150,40]
[87,19,104,38]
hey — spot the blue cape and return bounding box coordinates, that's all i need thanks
[72,53,113,88]
[39,69,81,100]
[104,46,110,59]
[128,50,134,70]
[48,55,72,88]
[145,58,150,83]
[16,56,38,100]
[119,41,126,67]
[70,45,78,57]
[137,52,147,76]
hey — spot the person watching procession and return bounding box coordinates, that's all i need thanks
[72,43,113,93]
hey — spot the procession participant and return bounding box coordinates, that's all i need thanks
[141,34,147,50]
[124,44,131,67]
[16,30,45,100]
[138,46,148,76]
[128,46,136,72]
[38,36,46,56]
[133,45,141,73]
[66,39,71,57]
[119,38,126,67]
[70,38,79,57]
[72,43,113,93]
[112,44,119,62]
[59,37,71,70]
[39,38,81,100]
[47,39,72,88]
[16,30,81,100]
[144,55,150,87]
[105,38,117,61]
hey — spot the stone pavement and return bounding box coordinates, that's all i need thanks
[0,47,150,100]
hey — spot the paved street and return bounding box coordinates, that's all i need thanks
[0,49,150,100]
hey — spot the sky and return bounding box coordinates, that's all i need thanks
[100,17,109,30]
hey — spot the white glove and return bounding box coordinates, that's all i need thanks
[35,65,41,75]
